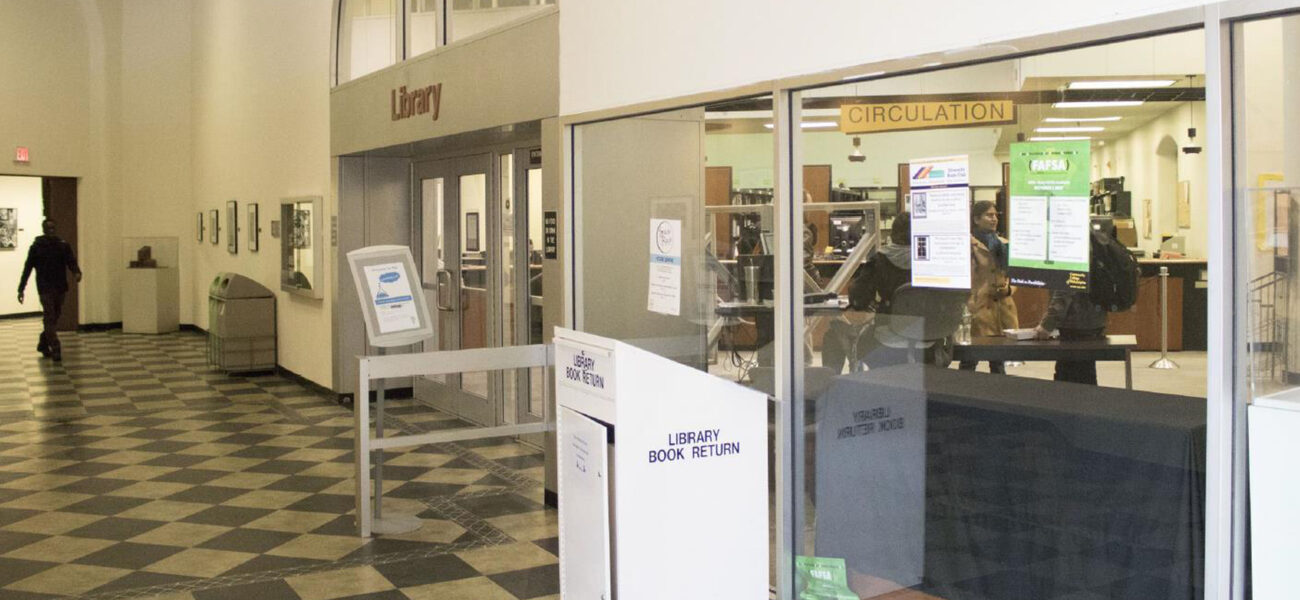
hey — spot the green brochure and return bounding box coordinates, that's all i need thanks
[795,555,858,600]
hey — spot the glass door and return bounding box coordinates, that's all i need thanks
[502,147,546,444]
[413,154,496,427]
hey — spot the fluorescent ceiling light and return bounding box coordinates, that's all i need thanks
[1044,116,1121,123]
[1036,126,1104,133]
[1029,136,1091,141]
[1068,79,1176,89]
[1053,101,1144,109]
[763,121,838,129]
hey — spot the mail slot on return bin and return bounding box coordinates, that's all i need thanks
[207,273,276,373]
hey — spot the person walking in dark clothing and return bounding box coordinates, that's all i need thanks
[17,219,81,361]
[1034,289,1107,385]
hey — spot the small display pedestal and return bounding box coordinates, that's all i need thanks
[121,237,179,334]
[555,328,768,600]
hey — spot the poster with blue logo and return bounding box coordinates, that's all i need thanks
[908,156,971,289]
[363,262,420,334]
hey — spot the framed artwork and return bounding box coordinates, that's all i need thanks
[465,212,480,252]
[1142,199,1152,240]
[0,207,16,250]
[209,209,219,245]
[196,212,205,242]
[226,200,239,254]
[248,203,260,252]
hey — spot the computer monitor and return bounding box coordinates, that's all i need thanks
[1160,235,1186,255]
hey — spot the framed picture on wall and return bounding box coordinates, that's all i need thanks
[226,200,238,254]
[209,209,219,245]
[0,207,16,250]
[248,203,259,252]
[196,212,205,242]
[466,212,480,252]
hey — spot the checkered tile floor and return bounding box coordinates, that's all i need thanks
[0,318,558,599]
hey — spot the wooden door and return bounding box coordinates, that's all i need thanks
[803,165,831,254]
[42,177,78,331]
[705,166,733,257]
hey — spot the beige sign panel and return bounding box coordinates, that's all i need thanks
[330,11,558,156]
[840,100,1015,134]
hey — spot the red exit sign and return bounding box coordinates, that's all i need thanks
[14,147,29,163]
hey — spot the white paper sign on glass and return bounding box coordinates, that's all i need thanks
[647,218,682,316]
[908,155,971,289]
[346,245,434,347]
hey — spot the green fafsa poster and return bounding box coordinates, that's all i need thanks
[1007,140,1092,291]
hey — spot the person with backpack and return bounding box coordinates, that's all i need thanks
[1032,219,1138,385]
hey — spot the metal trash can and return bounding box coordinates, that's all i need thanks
[207,273,276,372]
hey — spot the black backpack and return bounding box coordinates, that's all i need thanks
[1089,230,1139,312]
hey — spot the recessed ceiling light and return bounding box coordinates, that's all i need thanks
[1029,136,1091,141]
[1036,126,1104,133]
[1053,101,1144,109]
[1068,79,1176,89]
[1043,116,1121,122]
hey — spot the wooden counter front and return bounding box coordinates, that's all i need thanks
[1011,276,1183,351]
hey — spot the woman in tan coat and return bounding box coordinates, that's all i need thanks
[960,200,1018,374]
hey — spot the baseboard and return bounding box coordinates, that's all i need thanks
[0,311,42,321]
[77,322,122,332]
[544,488,558,508]
[336,387,415,404]
[181,324,206,334]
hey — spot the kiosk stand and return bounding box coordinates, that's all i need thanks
[347,246,435,535]
[554,328,769,600]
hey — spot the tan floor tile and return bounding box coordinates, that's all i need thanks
[399,576,517,600]
[31,407,86,419]
[387,519,466,544]
[78,426,144,438]
[175,443,242,457]
[456,484,509,496]
[454,541,557,575]
[5,458,78,474]
[143,547,256,578]
[486,510,557,541]
[128,522,231,547]
[7,563,131,595]
[156,419,217,431]
[319,480,355,496]
[286,566,395,600]
[244,510,339,534]
[277,448,347,463]
[206,471,288,489]
[163,430,232,443]
[144,592,196,600]
[471,443,540,460]
[4,535,116,562]
[190,456,268,472]
[223,490,311,510]
[267,534,369,561]
[242,424,308,436]
[383,452,456,469]
[0,491,93,511]
[98,464,181,481]
[227,412,281,424]
[312,416,353,427]
[4,511,104,535]
[111,481,193,499]
[299,462,354,479]
[77,415,134,425]
[84,437,153,450]
[259,435,321,448]
[1,473,84,491]
[118,500,211,521]
[0,443,58,458]
[414,468,489,485]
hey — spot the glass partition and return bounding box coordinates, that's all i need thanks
[449,0,554,44]
[790,29,1209,599]
[337,0,399,84]
[407,0,439,57]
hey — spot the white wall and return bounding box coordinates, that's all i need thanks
[559,0,1210,116]
[191,0,334,386]
[1093,102,1208,258]
[0,176,45,316]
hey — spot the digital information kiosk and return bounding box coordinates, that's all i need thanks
[554,328,769,600]
[347,245,435,534]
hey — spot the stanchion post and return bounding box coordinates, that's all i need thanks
[1150,265,1180,370]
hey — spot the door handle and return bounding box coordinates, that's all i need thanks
[436,269,454,311]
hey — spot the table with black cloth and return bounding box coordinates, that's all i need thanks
[813,366,1205,600]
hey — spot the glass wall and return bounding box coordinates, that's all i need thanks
[337,0,399,83]
[449,0,554,44]
[785,29,1210,600]
[1236,11,1300,600]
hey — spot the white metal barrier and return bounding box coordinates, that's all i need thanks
[355,344,553,537]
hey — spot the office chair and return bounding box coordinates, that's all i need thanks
[861,283,967,367]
